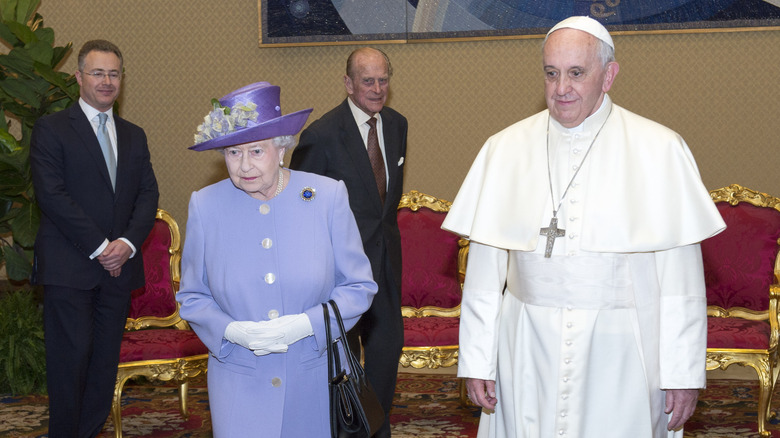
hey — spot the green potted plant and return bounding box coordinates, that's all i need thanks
[0,288,46,394]
[0,0,78,282]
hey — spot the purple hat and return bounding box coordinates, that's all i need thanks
[190,82,313,151]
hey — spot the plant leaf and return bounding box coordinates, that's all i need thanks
[4,19,36,45]
[0,18,21,46]
[0,128,21,154]
[11,200,39,247]
[1,245,33,281]
[0,49,36,77]
[25,40,53,65]
[15,0,40,24]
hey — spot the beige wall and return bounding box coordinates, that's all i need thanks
[38,1,780,227]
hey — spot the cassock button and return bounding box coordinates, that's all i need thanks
[561,411,567,417]
[565,340,573,346]
[262,238,273,249]
[271,377,282,387]
[562,394,569,400]
[573,148,581,154]
[562,377,569,383]
[259,204,271,215]
[559,429,565,435]
[265,273,276,284]
[268,309,279,319]
[566,322,573,328]
[564,358,571,364]
[569,198,578,204]
[568,234,578,240]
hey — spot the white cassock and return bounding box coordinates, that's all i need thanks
[442,95,726,438]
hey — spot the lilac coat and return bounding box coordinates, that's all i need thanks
[177,170,377,437]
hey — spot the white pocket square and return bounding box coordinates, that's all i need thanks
[398,157,404,166]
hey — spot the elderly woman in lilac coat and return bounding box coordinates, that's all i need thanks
[176,82,377,437]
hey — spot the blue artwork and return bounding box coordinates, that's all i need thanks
[260,0,780,45]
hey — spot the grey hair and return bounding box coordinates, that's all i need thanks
[542,34,615,68]
[346,47,393,79]
[594,39,615,66]
[217,135,298,154]
[78,39,124,71]
[272,135,296,151]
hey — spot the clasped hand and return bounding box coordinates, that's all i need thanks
[98,240,132,277]
[224,314,313,356]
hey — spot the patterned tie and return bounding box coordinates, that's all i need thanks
[97,112,117,189]
[366,117,386,204]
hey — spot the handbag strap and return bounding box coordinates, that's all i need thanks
[327,299,364,381]
[323,302,345,384]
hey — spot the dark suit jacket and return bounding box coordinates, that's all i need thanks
[290,99,407,300]
[30,103,159,291]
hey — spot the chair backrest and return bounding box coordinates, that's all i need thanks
[397,190,463,313]
[126,209,185,330]
[702,184,780,313]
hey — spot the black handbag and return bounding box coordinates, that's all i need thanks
[323,300,385,438]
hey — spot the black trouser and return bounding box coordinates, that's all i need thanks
[347,258,404,438]
[44,279,130,438]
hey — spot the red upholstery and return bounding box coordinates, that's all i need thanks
[403,317,459,347]
[129,219,177,319]
[120,329,208,362]
[398,207,462,309]
[702,185,780,437]
[707,317,771,349]
[112,210,207,438]
[702,202,780,311]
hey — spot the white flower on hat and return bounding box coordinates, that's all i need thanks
[194,99,259,145]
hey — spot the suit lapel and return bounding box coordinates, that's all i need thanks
[337,101,384,211]
[380,109,401,212]
[69,105,114,192]
[114,116,132,196]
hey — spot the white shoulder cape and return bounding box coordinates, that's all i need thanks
[442,98,726,252]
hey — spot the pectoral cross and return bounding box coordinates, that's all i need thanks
[540,216,565,258]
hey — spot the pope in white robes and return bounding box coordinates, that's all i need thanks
[442,16,726,438]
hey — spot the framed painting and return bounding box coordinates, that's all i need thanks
[259,0,780,47]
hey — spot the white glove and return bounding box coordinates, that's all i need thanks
[251,344,290,356]
[224,321,283,351]
[247,314,314,352]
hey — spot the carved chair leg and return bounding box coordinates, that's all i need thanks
[112,375,131,438]
[179,381,190,418]
[753,363,773,437]
[459,379,468,406]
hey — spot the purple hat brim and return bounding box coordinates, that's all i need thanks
[189,108,313,151]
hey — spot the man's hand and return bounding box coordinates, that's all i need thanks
[465,378,497,410]
[97,240,132,276]
[665,388,699,430]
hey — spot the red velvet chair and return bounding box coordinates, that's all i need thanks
[703,184,780,437]
[397,190,468,370]
[111,209,208,438]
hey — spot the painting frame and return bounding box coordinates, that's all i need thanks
[258,0,780,47]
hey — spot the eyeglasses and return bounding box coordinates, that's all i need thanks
[81,70,122,81]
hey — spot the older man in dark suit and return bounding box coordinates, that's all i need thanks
[290,47,407,437]
[30,39,158,438]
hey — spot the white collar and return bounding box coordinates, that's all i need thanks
[79,97,114,124]
[347,97,381,127]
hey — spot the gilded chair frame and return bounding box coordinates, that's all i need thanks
[704,184,780,437]
[397,190,468,370]
[112,209,208,438]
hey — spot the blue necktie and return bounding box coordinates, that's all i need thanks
[97,112,116,189]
